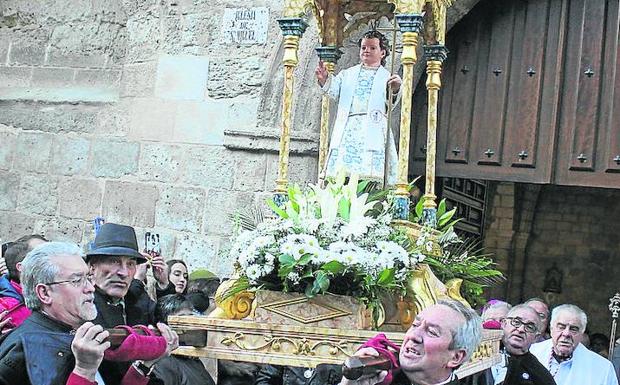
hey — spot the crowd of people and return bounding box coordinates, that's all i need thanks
[0,224,219,385]
[0,18,615,385]
[0,223,619,385]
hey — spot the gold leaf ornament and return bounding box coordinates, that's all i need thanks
[214,279,255,319]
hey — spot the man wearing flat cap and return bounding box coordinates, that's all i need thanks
[86,223,174,327]
[87,223,177,385]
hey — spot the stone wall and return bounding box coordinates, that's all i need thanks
[0,0,487,277]
[0,0,319,276]
[484,182,620,334]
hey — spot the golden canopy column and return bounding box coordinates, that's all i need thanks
[393,13,424,220]
[315,46,340,178]
[421,45,448,227]
[274,17,308,207]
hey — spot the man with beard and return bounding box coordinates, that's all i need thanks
[530,304,617,385]
[0,242,176,385]
[339,300,482,385]
[467,304,556,385]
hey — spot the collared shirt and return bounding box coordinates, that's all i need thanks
[531,339,618,385]
[414,372,456,385]
[105,298,126,324]
[491,350,509,384]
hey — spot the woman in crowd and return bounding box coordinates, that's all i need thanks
[167,259,189,294]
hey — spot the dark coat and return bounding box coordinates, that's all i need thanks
[0,311,75,385]
[152,355,215,385]
[462,352,556,385]
[254,364,342,385]
[390,370,461,385]
[93,279,157,328]
[92,280,167,385]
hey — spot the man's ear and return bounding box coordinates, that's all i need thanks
[36,283,53,306]
[446,349,467,369]
[16,262,23,272]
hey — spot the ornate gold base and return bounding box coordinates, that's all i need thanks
[169,316,502,377]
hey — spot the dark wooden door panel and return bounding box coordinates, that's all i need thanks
[556,0,620,187]
[504,0,550,169]
[421,0,564,183]
[568,0,605,172]
[602,0,620,175]
[443,22,481,164]
[471,5,514,167]
[408,0,620,189]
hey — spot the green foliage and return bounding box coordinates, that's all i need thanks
[410,198,460,231]
[425,236,504,307]
[229,174,504,324]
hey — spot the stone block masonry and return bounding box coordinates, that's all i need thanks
[0,0,324,280]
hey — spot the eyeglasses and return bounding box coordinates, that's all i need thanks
[45,274,95,288]
[504,317,538,333]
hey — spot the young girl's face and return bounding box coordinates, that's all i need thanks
[359,37,385,67]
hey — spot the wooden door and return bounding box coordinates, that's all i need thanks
[410,0,620,189]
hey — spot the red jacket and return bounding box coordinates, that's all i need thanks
[66,366,149,385]
[0,280,31,329]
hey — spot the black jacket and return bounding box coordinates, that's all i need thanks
[93,279,158,328]
[254,364,342,385]
[93,280,168,385]
[0,311,75,385]
[153,355,215,385]
[390,371,461,385]
[462,352,556,385]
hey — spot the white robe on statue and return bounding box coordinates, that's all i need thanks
[530,339,618,385]
[322,64,398,184]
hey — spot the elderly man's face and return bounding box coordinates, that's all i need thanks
[483,307,509,323]
[550,310,584,357]
[400,304,466,383]
[90,256,137,299]
[44,254,97,328]
[502,307,540,355]
[527,300,549,333]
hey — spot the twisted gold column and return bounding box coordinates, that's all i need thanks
[274,18,307,206]
[393,14,424,220]
[318,64,334,178]
[315,47,340,180]
[422,46,448,227]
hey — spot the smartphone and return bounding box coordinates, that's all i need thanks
[144,232,161,256]
[93,217,106,236]
[88,217,106,251]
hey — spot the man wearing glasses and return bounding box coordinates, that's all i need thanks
[468,304,556,385]
[530,304,617,385]
[0,242,176,385]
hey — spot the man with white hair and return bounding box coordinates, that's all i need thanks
[466,304,555,385]
[530,304,617,385]
[339,300,482,385]
[0,242,177,385]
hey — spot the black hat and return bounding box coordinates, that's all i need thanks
[85,223,147,263]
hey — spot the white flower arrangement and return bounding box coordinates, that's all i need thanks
[228,174,436,312]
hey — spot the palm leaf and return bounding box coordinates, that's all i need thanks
[229,205,266,231]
